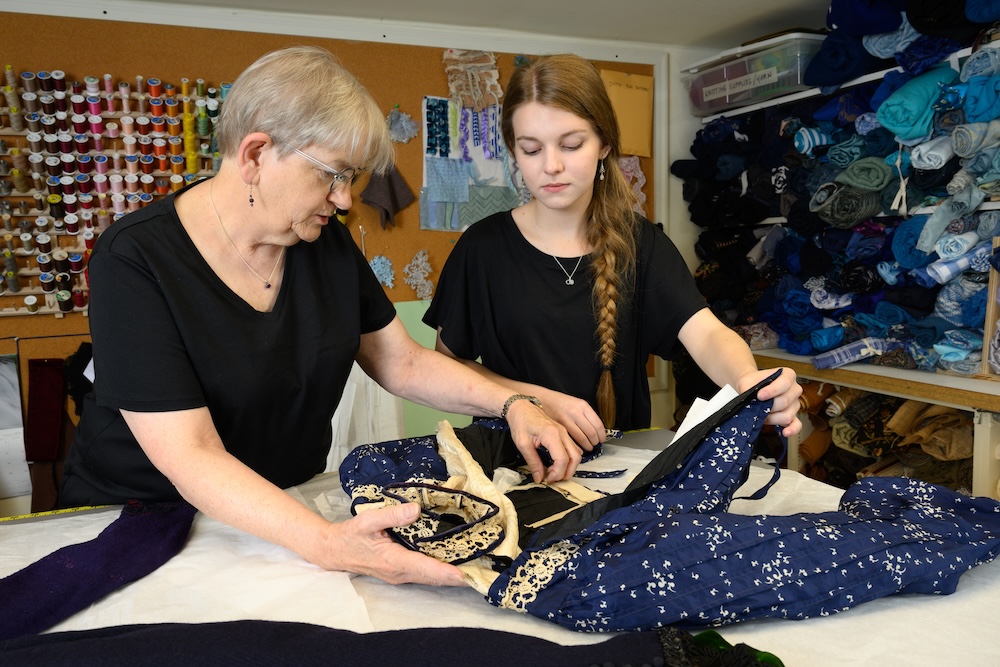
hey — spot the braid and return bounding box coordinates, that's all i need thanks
[588,157,638,428]
[592,246,620,426]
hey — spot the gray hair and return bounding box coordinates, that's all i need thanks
[215,46,394,173]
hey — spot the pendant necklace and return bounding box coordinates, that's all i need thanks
[210,180,285,289]
[532,209,584,286]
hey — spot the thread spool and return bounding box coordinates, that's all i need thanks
[52,250,70,274]
[65,213,79,234]
[56,289,73,312]
[19,232,33,251]
[39,271,54,292]
[72,288,87,308]
[4,269,20,292]
[24,294,39,313]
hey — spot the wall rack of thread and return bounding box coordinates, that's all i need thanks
[0,65,227,317]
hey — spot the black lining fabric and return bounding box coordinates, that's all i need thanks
[526,370,780,547]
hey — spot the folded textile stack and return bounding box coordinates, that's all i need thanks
[672,4,1000,377]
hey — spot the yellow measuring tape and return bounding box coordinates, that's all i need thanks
[0,505,111,523]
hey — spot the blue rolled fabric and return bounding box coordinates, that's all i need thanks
[961,44,1000,81]
[897,35,965,76]
[876,63,960,140]
[828,0,905,35]
[812,336,888,369]
[779,332,815,355]
[906,315,953,346]
[933,275,988,326]
[805,30,883,89]
[811,325,847,352]
[863,11,921,58]
[964,74,1000,123]
[891,215,939,269]
[967,0,1000,22]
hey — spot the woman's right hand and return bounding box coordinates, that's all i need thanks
[323,503,467,586]
[536,390,606,451]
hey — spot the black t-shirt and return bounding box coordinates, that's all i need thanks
[60,186,395,505]
[423,210,707,430]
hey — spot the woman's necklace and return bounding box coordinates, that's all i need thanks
[210,180,285,289]
[532,210,584,286]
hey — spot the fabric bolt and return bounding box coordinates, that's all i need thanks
[939,349,984,374]
[934,231,981,260]
[910,134,956,170]
[835,156,894,190]
[805,29,882,89]
[855,111,883,134]
[827,134,869,167]
[863,11,921,58]
[964,74,1000,122]
[933,274,988,326]
[961,42,1000,81]
[951,119,1000,157]
[0,501,197,641]
[876,63,960,141]
[799,427,833,464]
[812,336,888,369]
[926,240,993,283]
[811,325,847,352]
[827,0,905,35]
[794,127,835,155]
[947,168,976,195]
[915,185,987,253]
[898,35,966,77]
[825,387,867,417]
[976,209,1000,237]
[960,144,996,174]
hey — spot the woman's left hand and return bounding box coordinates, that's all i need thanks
[737,367,803,438]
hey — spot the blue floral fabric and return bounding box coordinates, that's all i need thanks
[341,380,1000,632]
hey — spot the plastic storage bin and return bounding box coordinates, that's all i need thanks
[681,33,826,117]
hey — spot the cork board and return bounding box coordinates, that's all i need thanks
[0,10,655,404]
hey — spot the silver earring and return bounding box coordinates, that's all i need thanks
[599,160,606,181]
[248,184,254,208]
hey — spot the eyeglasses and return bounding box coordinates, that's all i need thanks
[291,147,364,193]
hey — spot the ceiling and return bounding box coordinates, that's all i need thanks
[130,0,832,49]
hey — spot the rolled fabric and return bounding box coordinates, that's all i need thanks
[961,45,1000,81]
[915,185,987,252]
[824,186,883,228]
[812,336,888,369]
[964,74,1000,123]
[926,240,993,283]
[976,209,1000,238]
[946,168,975,195]
[951,119,1000,156]
[934,230,981,260]
[933,274,988,326]
[811,325,847,353]
[825,386,866,417]
[910,135,956,170]
[863,12,921,58]
[804,30,881,89]
[835,156,894,190]
[875,300,915,326]
[961,145,997,174]
[845,231,886,261]
[892,215,939,268]
[966,0,1000,24]
[794,127,836,155]
[827,134,869,167]
[876,63,959,141]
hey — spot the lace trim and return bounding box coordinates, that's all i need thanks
[495,540,579,612]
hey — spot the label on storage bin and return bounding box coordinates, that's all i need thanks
[702,67,778,102]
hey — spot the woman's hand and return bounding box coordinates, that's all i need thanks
[533,390,606,452]
[504,398,582,484]
[737,367,803,438]
[325,503,467,586]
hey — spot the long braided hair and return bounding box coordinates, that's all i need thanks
[500,54,640,427]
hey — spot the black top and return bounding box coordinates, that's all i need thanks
[60,184,395,505]
[423,210,707,430]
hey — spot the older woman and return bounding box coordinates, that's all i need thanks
[60,46,580,586]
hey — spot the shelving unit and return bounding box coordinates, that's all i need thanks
[685,44,1000,499]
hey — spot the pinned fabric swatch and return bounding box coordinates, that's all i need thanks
[426,156,470,203]
[369,255,395,288]
[361,166,415,229]
[443,49,503,111]
[387,107,419,144]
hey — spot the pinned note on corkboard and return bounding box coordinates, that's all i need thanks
[600,70,654,157]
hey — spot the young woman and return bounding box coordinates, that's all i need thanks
[425,54,802,448]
